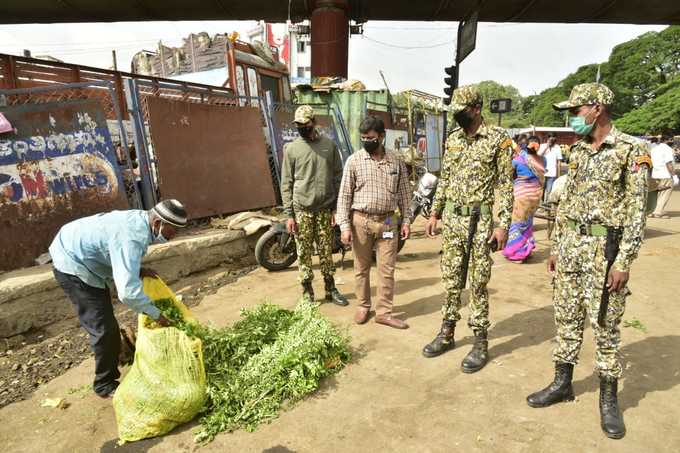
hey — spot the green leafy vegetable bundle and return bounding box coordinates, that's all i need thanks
[150,299,351,443]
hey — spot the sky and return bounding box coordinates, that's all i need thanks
[0,20,667,96]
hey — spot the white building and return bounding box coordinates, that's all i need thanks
[247,21,311,84]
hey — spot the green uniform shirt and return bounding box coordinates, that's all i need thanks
[432,121,514,229]
[552,126,650,272]
[280,134,343,217]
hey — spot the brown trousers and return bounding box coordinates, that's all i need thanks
[351,211,399,316]
[651,178,673,216]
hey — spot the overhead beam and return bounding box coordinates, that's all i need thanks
[0,0,677,25]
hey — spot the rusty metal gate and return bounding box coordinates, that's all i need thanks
[123,79,280,219]
[0,81,136,271]
[144,96,278,218]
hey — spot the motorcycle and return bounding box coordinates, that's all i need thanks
[410,171,439,221]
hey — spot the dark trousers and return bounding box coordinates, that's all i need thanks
[53,269,120,395]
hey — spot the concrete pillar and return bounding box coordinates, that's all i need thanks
[310,0,349,79]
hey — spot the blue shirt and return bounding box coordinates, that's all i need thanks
[49,210,161,319]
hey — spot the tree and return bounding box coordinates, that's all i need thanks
[525,26,680,125]
[475,80,527,128]
[614,77,680,135]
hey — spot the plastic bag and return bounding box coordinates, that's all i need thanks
[113,277,207,442]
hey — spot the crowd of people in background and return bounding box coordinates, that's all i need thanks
[648,135,679,218]
[500,131,679,265]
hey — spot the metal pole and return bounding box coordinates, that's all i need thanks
[123,78,157,208]
[498,112,502,126]
[263,91,281,184]
[112,50,118,71]
[106,81,142,209]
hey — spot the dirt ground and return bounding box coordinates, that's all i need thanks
[1,195,680,453]
[0,266,255,409]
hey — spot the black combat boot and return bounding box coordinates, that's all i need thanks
[422,320,456,358]
[324,276,349,306]
[599,376,626,439]
[301,280,314,303]
[526,363,575,408]
[461,330,489,373]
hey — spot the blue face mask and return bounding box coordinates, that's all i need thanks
[153,221,168,244]
[569,107,596,136]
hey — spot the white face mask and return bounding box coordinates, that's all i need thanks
[152,221,168,244]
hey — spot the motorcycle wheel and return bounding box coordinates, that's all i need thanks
[255,229,298,271]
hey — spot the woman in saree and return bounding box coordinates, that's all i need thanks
[503,135,546,263]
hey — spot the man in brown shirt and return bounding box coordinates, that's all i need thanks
[336,116,412,329]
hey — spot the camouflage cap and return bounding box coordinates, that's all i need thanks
[450,84,483,114]
[553,83,615,110]
[293,105,314,125]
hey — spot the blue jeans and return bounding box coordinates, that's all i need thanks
[544,177,556,202]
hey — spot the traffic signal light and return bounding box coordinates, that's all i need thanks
[443,65,458,105]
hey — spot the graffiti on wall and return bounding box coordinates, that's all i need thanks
[0,100,123,207]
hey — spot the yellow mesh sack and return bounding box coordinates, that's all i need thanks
[113,277,207,442]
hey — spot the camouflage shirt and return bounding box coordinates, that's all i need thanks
[553,126,650,272]
[432,121,514,229]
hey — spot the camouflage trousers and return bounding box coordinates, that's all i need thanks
[294,209,335,283]
[440,211,494,333]
[552,231,628,378]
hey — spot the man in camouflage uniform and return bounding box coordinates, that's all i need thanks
[280,105,348,306]
[526,83,650,440]
[422,84,514,373]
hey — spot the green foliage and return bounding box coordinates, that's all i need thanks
[150,299,351,444]
[194,302,351,443]
[524,64,600,127]
[623,318,648,333]
[615,77,680,135]
[603,27,680,117]
[524,26,680,130]
[476,80,527,128]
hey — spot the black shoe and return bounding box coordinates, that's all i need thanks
[422,320,455,358]
[461,330,489,373]
[600,376,626,439]
[324,277,349,306]
[301,280,314,302]
[95,381,119,399]
[526,363,575,408]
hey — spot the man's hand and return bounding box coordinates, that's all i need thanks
[489,228,508,251]
[331,212,337,227]
[139,268,158,279]
[286,218,297,234]
[425,216,438,237]
[400,223,410,240]
[156,315,172,327]
[607,269,629,293]
[548,254,557,274]
[341,229,352,246]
